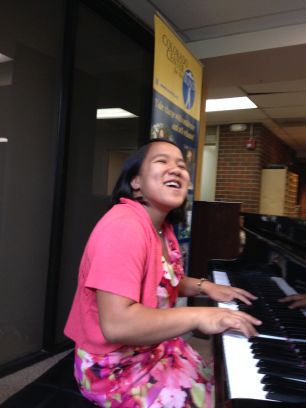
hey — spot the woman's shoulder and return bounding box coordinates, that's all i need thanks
[92,200,153,240]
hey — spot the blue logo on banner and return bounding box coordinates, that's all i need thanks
[182,69,195,109]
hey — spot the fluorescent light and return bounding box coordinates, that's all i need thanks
[0,138,8,142]
[96,108,138,119]
[206,96,257,112]
[0,53,12,64]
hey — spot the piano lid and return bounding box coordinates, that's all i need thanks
[240,213,306,267]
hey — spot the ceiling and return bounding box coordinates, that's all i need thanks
[115,0,306,157]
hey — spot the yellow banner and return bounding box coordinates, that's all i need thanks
[153,15,203,121]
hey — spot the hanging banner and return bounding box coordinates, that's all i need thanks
[151,14,203,272]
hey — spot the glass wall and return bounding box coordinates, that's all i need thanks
[0,0,153,368]
[55,2,153,342]
[0,0,63,365]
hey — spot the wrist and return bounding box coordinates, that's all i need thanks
[197,277,211,295]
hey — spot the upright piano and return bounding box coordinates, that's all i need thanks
[209,213,306,408]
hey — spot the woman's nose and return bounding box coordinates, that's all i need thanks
[168,164,181,176]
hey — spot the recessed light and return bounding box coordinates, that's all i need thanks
[206,96,257,112]
[0,138,8,142]
[0,53,12,64]
[96,108,138,119]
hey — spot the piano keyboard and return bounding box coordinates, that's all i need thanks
[213,270,306,403]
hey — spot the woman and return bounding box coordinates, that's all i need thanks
[64,139,261,407]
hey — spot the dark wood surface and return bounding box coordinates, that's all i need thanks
[188,201,241,279]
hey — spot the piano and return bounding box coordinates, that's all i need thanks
[209,213,306,408]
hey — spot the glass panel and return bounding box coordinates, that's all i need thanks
[0,1,62,364]
[55,3,153,342]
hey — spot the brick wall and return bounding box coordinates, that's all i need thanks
[215,124,295,213]
[259,126,294,168]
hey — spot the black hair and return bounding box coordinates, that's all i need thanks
[110,138,187,225]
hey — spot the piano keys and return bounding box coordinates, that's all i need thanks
[213,270,306,405]
[208,213,306,407]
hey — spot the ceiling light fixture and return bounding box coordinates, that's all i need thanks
[96,108,138,119]
[0,137,8,142]
[0,53,12,64]
[206,96,257,112]
[229,123,248,132]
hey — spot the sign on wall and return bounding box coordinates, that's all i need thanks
[151,14,203,272]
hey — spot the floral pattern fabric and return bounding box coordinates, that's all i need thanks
[74,238,214,407]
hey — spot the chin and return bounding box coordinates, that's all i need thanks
[167,198,185,210]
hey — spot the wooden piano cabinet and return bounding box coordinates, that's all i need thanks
[188,201,241,279]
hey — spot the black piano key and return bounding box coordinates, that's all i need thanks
[256,359,306,370]
[252,352,301,365]
[249,337,291,346]
[256,358,305,371]
[250,343,296,354]
[261,374,306,392]
[257,364,306,381]
[257,327,285,336]
[264,383,306,397]
[266,390,306,403]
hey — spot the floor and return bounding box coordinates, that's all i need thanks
[0,349,72,404]
[0,335,212,404]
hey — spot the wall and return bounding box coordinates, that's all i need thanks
[215,124,294,213]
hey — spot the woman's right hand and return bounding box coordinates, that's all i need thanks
[196,307,262,338]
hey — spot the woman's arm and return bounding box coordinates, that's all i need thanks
[178,276,257,305]
[97,290,261,346]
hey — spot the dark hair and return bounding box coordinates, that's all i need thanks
[110,138,187,225]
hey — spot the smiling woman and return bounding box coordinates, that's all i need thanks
[129,141,190,223]
[64,138,261,408]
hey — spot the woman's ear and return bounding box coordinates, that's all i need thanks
[130,176,141,191]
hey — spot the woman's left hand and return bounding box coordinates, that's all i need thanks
[202,281,257,305]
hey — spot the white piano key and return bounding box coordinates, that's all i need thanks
[222,333,267,400]
[271,276,297,296]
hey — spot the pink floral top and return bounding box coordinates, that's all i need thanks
[157,237,184,309]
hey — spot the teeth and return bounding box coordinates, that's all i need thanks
[165,181,180,188]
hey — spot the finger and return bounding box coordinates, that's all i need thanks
[279,295,301,303]
[233,292,252,305]
[235,288,258,300]
[237,321,259,338]
[235,311,262,326]
[238,288,258,300]
[223,316,259,338]
[278,297,292,303]
[288,299,306,309]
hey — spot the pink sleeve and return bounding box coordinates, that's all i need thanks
[85,216,147,302]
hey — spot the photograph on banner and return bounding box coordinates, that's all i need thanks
[177,191,193,240]
[179,242,190,274]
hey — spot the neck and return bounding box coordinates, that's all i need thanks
[143,205,167,233]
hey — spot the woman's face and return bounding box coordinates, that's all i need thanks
[131,142,190,214]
